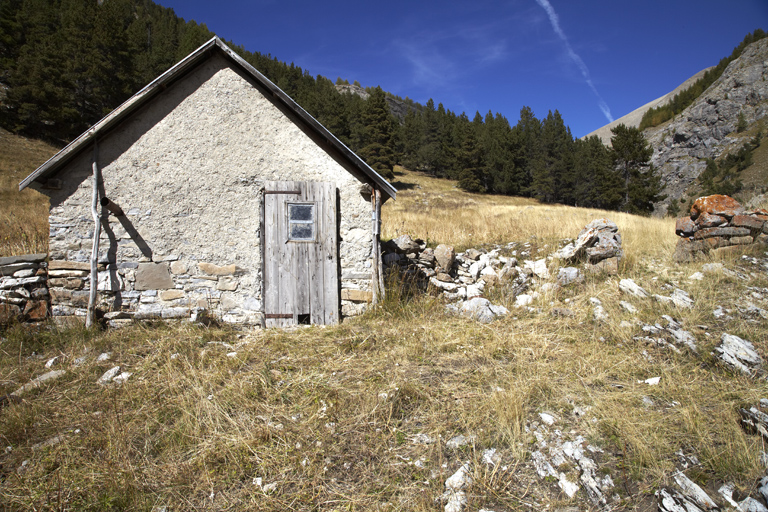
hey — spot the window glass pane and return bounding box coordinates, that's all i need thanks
[290,223,313,240]
[289,204,313,222]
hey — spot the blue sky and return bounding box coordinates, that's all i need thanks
[156,0,767,138]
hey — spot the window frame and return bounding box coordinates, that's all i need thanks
[286,201,317,243]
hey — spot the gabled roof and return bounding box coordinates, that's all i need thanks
[20,37,396,200]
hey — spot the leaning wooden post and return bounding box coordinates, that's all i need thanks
[370,190,379,305]
[86,142,101,328]
[374,188,385,302]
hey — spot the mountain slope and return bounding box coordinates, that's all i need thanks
[584,66,713,146]
[646,37,768,213]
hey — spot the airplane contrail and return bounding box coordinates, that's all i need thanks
[534,0,614,123]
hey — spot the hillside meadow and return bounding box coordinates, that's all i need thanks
[2,162,768,511]
[0,128,56,256]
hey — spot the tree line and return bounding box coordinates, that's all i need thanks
[0,0,663,214]
[394,103,662,214]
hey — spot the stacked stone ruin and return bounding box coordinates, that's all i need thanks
[674,194,768,262]
[0,254,49,323]
[382,235,520,302]
[381,218,624,304]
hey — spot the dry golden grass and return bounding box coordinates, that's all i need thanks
[2,169,767,510]
[0,128,57,256]
[384,166,679,265]
[1,164,767,511]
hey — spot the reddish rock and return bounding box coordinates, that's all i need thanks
[694,212,727,228]
[731,214,765,231]
[694,226,751,239]
[704,237,722,249]
[23,300,48,320]
[690,195,744,220]
[675,216,696,237]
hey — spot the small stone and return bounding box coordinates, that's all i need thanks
[539,412,556,425]
[590,297,608,322]
[694,212,727,228]
[481,448,499,466]
[98,366,121,385]
[445,463,472,491]
[169,261,188,275]
[446,435,476,449]
[434,244,456,271]
[411,433,436,445]
[675,216,696,236]
[671,289,694,309]
[619,301,638,314]
[159,290,185,301]
[557,267,581,286]
[514,294,533,307]
[464,249,481,261]
[135,263,174,290]
[11,370,66,397]
[619,278,650,298]
[112,372,132,384]
[524,259,549,279]
[715,333,761,375]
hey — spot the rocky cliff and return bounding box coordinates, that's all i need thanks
[335,83,417,123]
[584,67,713,146]
[646,38,768,215]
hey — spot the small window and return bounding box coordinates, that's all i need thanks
[288,203,315,241]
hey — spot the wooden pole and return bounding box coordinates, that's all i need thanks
[374,188,385,302]
[86,142,100,328]
[370,190,379,305]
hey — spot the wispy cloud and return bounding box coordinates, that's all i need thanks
[392,13,512,91]
[534,0,614,123]
[395,39,456,88]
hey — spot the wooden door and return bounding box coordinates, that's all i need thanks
[263,181,339,327]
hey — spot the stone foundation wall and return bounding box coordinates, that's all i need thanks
[673,195,768,262]
[0,254,49,323]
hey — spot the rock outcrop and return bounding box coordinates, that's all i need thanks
[646,38,768,214]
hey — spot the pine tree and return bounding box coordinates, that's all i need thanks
[357,86,397,179]
[610,124,663,214]
[455,112,485,192]
[481,111,519,195]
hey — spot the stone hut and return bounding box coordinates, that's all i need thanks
[20,37,396,328]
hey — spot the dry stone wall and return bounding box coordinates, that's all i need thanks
[37,53,375,327]
[0,254,49,323]
[673,194,768,262]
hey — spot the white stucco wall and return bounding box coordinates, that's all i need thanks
[42,53,375,325]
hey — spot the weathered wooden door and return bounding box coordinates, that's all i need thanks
[263,181,339,327]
